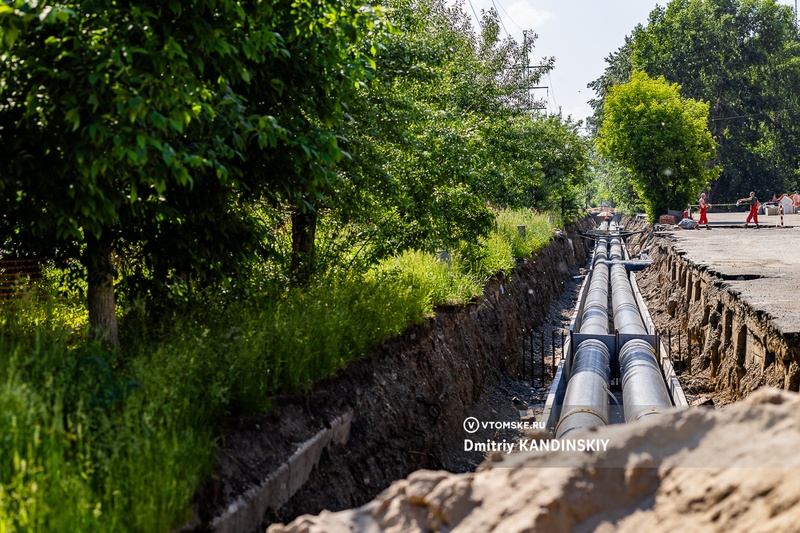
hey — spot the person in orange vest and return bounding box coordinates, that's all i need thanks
[698,193,711,229]
[737,191,760,228]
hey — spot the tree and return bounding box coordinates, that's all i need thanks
[314,0,557,270]
[596,71,719,220]
[0,0,385,342]
[585,150,645,215]
[589,0,800,201]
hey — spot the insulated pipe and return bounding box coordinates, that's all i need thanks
[557,237,612,437]
[593,238,608,264]
[608,239,672,420]
[580,263,609,335]
[555,339,611,438]
[610,264,647,335]
[618,339,672,422]
[609,237,623,261]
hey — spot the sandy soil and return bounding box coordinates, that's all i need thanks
[268,388,800,533]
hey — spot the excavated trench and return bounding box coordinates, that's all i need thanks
[189,216,800,532]
[186,218,594,533]
[631,228,800,404]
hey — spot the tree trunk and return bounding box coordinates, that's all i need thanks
[290,207,317,285]
[85,235,119,347]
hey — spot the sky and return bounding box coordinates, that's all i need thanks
[457,0,798,125]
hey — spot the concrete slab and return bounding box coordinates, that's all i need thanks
[654,212,800,334]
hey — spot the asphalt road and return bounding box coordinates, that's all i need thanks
[655,211,800,334]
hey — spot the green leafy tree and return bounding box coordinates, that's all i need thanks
[590,0,800,201]
[318,0,556,270]
[0,0,385,342]
[585,150,645,215]
[596,71,719,220]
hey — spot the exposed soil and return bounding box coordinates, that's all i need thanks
[439,266,585,473]
[187,219,594,532]
[265,217,800,533]
[267,388,800,533]
[631,224,800,407]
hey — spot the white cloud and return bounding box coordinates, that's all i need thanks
[505,1,554,30]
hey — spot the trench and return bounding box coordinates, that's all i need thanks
[630,228,800,405]
[185,218,595,533]
[189,215,800,532]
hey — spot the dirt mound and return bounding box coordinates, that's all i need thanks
[269,388,800,533]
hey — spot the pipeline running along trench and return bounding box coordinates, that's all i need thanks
[548,220,686,438]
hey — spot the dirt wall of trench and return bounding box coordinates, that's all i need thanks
[191,218,594,532]
[636,236,800,403]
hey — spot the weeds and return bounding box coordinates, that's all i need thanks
[0,208,557,531]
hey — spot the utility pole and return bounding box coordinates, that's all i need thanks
[521,29,548,113]
[523,30,531,109]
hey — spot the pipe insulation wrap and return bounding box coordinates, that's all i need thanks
[593,240,608,264]
[609,238,623,261]
[619,339,673,422]
[555,339,611,438]
[610,264,646,334]
[580,272,610,334]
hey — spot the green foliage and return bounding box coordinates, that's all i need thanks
[584,148,646,215]
[596,71,719,220]
[0,208,559,530]
[495,210,554,258]
[0,0,388,333]
[590,0,800,202]
[0,330,212,531]
[0,0,590,526]
[328,0,562,268]
[372,250,483,310]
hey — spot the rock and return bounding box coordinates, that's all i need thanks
[690,396,714,407]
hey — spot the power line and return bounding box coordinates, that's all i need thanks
[466,0,481,29]
[490,0,510,37]
[492,0,525,33]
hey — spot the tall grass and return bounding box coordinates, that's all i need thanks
[0,322,212,532]
[495,209,555,259]
[0,208,558,531]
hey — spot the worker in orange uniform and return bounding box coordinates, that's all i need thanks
[737,191,760,228]
[698,193,711,229]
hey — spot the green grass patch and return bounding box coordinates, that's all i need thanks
[0,208,559,531]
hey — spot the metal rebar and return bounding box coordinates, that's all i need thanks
[521,328,526,382]
[530,327,535,386]
[540,330,545,382]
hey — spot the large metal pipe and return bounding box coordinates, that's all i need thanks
[556,237,612,436]
[619,339,672,422]
[593,238,608,264]
[580,263,609,335]
[557,228,672,437]
[580,238,610,335]
[555,339,611,437]
[608,241,671,421]
[610,264,647,335]
[609,237,623,261]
